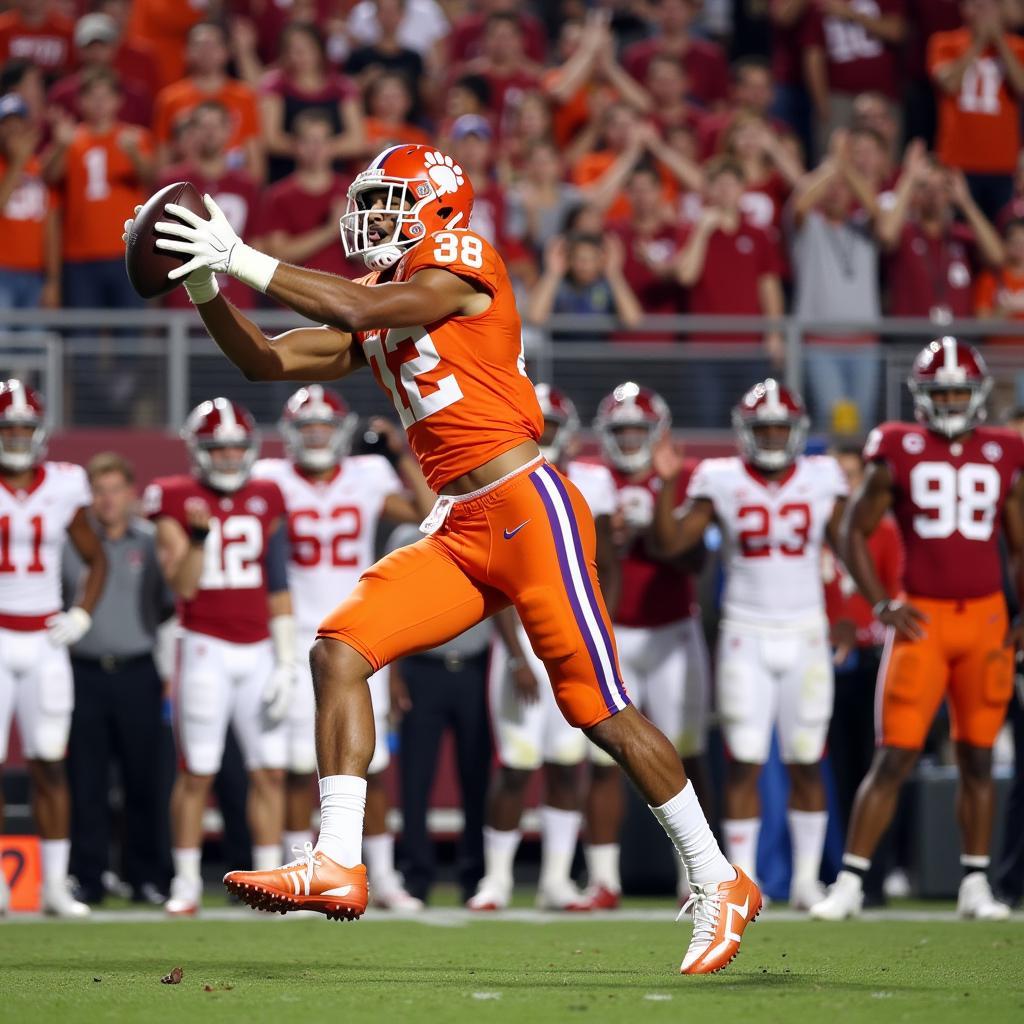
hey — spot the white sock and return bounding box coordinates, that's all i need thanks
[788,809,827,888]
[482,826,521,890]
[315,774,366,867]
[539,806,581,890]
[652,782,735,888]
[172,847,201,884]
[41,838,70,886]
[252,844,281,872]
[584,843,621,894]
[283,829,314,858]
[363,833,398,889]
[723,817,761,881]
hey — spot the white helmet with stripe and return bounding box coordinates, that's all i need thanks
[0,379,47,472]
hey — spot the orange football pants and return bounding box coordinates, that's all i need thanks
[877,591,1013,750]
[317,459,630,729]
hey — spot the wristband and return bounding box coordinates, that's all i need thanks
[873,598,899,619]
[188,524,210,545]
[228,243,280,293]
[183,268,220,305]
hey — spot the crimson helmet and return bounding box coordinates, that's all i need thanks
[908,336,991,438]
[732,379,809,471]
[340,144,475,271]
[593,382,670,473]
[0,379,47,472]
[280,385,357,472]
[535,383,580,464]
[182,397,259,493]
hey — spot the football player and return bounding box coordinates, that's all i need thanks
[812,339,1023,921]
[140,142,761,974]
[0,380,106,917]
[654,380,847,910]
[145,398,295,916]
[468,384,618,912]
[586,383,711,908]
[253,386,433,910]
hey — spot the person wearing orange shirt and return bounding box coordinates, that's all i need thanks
[46,67,152,309]
[126,0,208,92]
[929,0,1024,221]
[361,72,431,156]
[0,92,58,310]
[976,218,1024,354]
[153,22,263,183]
[0,0,74,80]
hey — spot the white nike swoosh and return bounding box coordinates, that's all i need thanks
[323,885,354,897]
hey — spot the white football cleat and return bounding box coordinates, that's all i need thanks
[809,871,863,921]
[883,868,911,899]
[466,878,510,911]
[789,877,827,911]
[536,879,592,912]
[678,865,762,975]
[958,872,1011,920]
[371,883,424,912]
[42,880,91,918]
[0,871,9,915]
[164,875,201,917]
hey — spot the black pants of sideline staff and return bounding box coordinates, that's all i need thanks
[996,688,1024,906]
[398,651,491,904]
[68,654,167,900]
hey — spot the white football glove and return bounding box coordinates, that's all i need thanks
[46,606,92,647]
[154,193,279,292]
[262,662,295,726]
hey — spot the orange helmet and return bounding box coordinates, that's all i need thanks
[340,144,476,271]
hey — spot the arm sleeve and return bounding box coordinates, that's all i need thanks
[264,523,290,594]
[686,460,717,503]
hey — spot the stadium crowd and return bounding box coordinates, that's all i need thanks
[0,0,1024,920]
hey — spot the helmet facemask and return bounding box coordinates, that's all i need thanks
[734,411,808,470]
[0,418,47,472]
[600,422,660,474]
[191,441,257,493]
[282,415,357,472]
[909,380,990,438]
[340,178,431,271]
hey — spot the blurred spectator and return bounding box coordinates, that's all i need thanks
[997,151,1024,228]
[700,56,787,158]
[769,0,814,153]
[0,0,74,80]
[64,452,171,905]
[644,53,705,139]
[345,0,429,114]
[363,71,431,153]
[125,0,209,91]
[346,0,449,59]
[229,0,337,73]
[846,120,896,200]
[903,0,963,147]
[788,131,880,431]
[929,0,1024,221]
[260,22,364,184]
[45,68,152,310]
[153,22,263,183]
[259,108,362,279]
[447,0,547,65]
[850,91,900,178]
[0,92,58,311]
[157,101,261,311]
[975,218,1024,349]
[505,141,586,256]
[449,12,542,132]
[878,141,1003,321]
[92,1,161,106]
[48,14,153,129]
[803,0,907,160]
[448,114,506,247]
[526,232,643,330]
[0,57,45,132]
[439,73,491,139]
[496,91,557,184]
[622,0,730,108]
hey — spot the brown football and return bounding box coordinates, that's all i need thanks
[125,180,208,299]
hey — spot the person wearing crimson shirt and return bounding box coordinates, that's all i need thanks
[125,0,208,92]
[803,0,907,160]
[622,0,730,109]
[157,101,261,311]
[0,0,74,81]
[769,0,815,153]
[259,108,363,281]
[877,141,1004,321]
[447,0,546,65]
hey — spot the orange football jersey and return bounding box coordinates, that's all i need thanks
[355,229,543,490]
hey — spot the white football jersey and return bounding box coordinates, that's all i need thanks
[686,455,847,625]
[566,459,616,518]
[253,456,403,630]
[0,462,91,617]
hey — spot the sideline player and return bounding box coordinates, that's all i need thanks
[812,339,1021,921]
[467,383,618,912]
[253,386,433,910]
[654,380,847,910]
[585,382,711,908]
[145,398,296,916]
[138,142,761,974]
[0,380,107,917]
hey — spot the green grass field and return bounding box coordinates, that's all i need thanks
[1,907,1022,1024]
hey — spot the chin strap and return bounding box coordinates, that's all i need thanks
[363,245,404,271]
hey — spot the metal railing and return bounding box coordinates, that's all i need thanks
[4,311,1024,434]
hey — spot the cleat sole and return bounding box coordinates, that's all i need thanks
[223,878,365,921]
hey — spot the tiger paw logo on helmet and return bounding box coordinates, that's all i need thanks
[423,152,465,197]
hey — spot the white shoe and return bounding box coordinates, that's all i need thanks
[883,868,912,899]
[164,875,201,917]
[536,879,591,912]
[790,877,826,911]
[42,880,91,918]
[809,871,863,921]
[0,872,9,915]
[466,878,510,911]
[957,872,1011,920]
[371,882,424,912]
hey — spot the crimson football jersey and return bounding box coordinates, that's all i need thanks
[143,474,286,643]
[611,466,696,628]
[864,422,1024,599]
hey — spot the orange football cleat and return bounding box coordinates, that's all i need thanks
[678,866,762,975]
[223,843,368,921]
